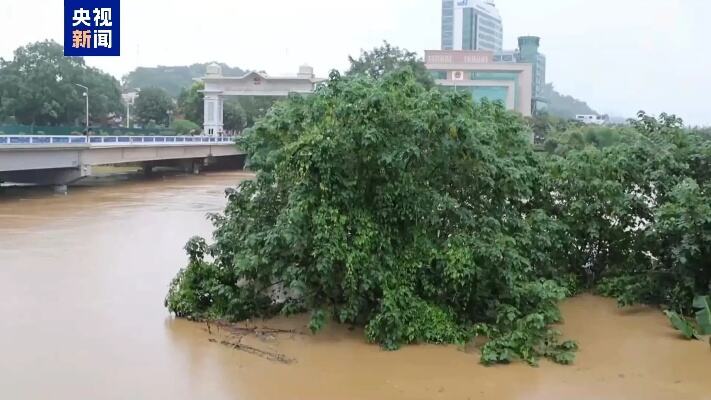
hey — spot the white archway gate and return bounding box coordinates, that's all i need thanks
[199,64,324,136]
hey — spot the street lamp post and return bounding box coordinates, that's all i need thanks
[166,109,174,128]
[126,101,131,128]
[122,90,139,129]
[74,84,89,134]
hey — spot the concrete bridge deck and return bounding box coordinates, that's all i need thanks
[0,135,245,188]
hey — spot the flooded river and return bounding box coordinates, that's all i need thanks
[0,172,709,400]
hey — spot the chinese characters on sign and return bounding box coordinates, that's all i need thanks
[64,0,120,56]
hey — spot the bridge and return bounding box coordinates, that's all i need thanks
[0,135,244,190]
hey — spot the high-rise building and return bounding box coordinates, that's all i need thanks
[517,36,546,109]
[441,0,504,52]
[492,36,548,113]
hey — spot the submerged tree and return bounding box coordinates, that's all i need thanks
[165,53,711,363]
[544,112,711,330]
[166,70,577,366]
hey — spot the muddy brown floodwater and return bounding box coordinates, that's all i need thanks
[1,171,709,400]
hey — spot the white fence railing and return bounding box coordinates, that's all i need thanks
[0,135,236,146]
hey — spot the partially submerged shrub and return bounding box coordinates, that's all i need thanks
[166,70,574,365]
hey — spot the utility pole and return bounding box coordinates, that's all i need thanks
[74,84,89,134]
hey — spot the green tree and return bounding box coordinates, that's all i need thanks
[171,119,201,135]
[526,112,584,144]
[166,70,577,366]
[539,111,711,319]
[347,41,434,88]
[542,125,641,155]
[0,40,122,126]
[235,96,279,128]
[177,82,204,125]
[223,101,247,133]
[134,87,175,126]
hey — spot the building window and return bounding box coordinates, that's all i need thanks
[430,70,447,80]
[471,71,518,80]
[471,86,509,105]
[462,8,475,50]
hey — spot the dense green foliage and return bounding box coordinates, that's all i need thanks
[171,119,201,135]
[229,97,280,131]
[527,112,584,144]
[542,124,641,155]
[177,82,205,125]
[540,112,710,338]
[664,295,711,339]
[166,45,710,365]
[134,87,175,126]
[166,70,577,365]
[122,63,245,97]
[348,42,434,89]
[0,40,122,126]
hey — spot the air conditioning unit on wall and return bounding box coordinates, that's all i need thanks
[452,71,465,81]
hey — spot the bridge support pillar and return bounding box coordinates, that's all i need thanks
[191,161,202,175]
[142,162,154,176]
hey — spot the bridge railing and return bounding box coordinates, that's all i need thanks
[0,135,236,146]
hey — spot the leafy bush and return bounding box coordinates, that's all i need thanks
[165,70,576,365]
[548,112,710,317]
[165,64,711,365]
[172,119,201,135]
[664,296,711,340]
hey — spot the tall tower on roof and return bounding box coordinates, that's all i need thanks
[441,0,503,51]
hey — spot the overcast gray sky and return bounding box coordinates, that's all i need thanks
[1,0,710,125]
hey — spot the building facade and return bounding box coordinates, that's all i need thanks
[492,36,547,114]
[441,0,503,52]
[516,37,546,112]
[440,0,546,115]
[425,50,533,117]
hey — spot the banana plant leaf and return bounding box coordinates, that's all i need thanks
[664,310,698,340]
[692,296,711,335]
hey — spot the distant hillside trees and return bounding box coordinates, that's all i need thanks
[123,63,245,97]
[543,83,598,120]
